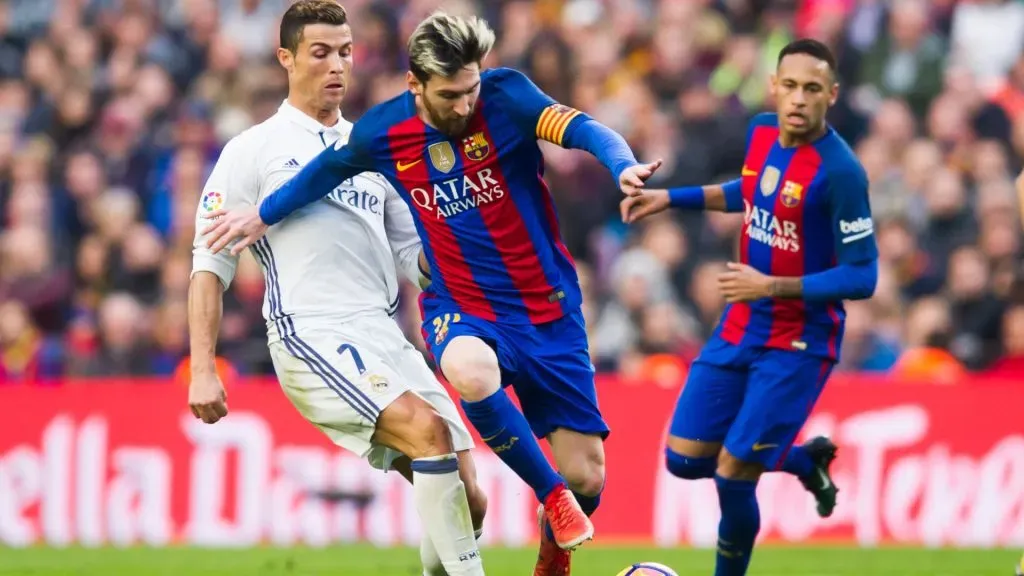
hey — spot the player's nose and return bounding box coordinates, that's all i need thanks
[453,95,472,117]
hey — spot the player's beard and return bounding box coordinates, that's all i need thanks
[423,96,471,137]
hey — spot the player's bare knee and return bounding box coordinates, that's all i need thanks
[667,435,722,459]
[376,393,453,459]
[717,449,763,481]
[561,449,605,496]
[439,336,501,401]
[565,464,605,497]
[409,407,453,459]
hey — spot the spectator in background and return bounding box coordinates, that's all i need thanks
[892,296,967,384]
[836,300,901,373]
[986,299,1024,377]
[0,300,62,382]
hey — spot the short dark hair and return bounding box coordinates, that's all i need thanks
[777,38,837,76]
[279,0,348,53]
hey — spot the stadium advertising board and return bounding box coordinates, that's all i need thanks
[1,376,1021,548]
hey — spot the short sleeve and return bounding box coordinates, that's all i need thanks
[828,163,879,264]
[192,135,259,288]
[486,67,589,147]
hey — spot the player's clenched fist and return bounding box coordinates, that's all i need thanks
[620,188,670,223]
[189,373,229,424]
[717,262,774,303]
[202,206,269,256]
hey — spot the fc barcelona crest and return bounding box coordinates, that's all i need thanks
[759,166,780,197]
[780,181,803,207]
[428,142,456,173]
[463,132,490,161]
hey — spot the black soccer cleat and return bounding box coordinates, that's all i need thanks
[798,436,839,518]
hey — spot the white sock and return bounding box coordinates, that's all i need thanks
[412,454,484,576]
[422,528,484,575]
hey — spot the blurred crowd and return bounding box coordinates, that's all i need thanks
[2,0,1024,384]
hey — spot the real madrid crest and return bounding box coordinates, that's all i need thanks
[463,131,490,161]
[367,374,389,393]
[759,166,780,197]
[428,142,456,173]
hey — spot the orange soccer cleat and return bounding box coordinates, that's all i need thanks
[534,504,571,576]
[541,484,594,550]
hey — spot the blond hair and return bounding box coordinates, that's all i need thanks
[408,11,495,82]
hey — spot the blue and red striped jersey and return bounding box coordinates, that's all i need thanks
[717,113,878,360]
[320,68,588,324]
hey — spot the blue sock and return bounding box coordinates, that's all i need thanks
[665,449,717,479]
[461,390,564,502]
[714,474,760,576]
[780,446,814,478]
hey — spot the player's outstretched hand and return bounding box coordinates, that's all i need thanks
[620,188,670,223]
[718,262,773,303]
[189,372,228,424]
[202,206,269,256]
[619,159,663,196]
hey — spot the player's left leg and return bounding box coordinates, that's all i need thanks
[391,344,489,576]
[712,351,835,576]
[514,308,608,576]
[392,451,486,576]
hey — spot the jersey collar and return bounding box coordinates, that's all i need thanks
[277,100,351,139]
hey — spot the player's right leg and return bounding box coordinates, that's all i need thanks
[268,337,484,576]
[422,308,591,550]
[663,336,752,482]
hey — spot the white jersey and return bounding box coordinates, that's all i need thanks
[191,101,422,343]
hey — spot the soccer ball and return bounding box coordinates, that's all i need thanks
[616,562,679,576]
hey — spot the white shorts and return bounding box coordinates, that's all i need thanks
[268,315,473,470]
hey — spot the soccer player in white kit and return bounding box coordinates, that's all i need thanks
[186,2,486,574]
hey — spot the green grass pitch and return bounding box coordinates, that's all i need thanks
[0,545,1017,575]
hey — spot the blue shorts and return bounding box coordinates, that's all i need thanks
[669,334,833,469]
[422,302,609,440]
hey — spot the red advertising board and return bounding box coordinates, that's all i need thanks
[1,375,1022,548]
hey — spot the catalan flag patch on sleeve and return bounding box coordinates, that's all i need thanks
[536,104,582,146]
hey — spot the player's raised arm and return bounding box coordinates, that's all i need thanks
[490,68,660,195]
[189,136,258,423]
[620,179,745,223]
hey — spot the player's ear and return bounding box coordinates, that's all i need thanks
[406,71,422,96]
[768,74,778,97]
[829,83,839,106]
[277,47,295,74]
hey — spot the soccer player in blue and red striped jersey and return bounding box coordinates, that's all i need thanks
[202,11,662,575]
[622,39,878,576]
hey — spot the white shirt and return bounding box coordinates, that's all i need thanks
[191,101,422,343]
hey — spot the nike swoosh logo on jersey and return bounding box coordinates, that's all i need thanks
[752,442,778,451]
[396,159,423,172]
[741,165,758,177]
